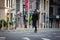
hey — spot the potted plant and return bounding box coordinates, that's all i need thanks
[0,20,8,30]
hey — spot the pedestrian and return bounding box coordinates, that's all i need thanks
[37,10,40,28]
[32,10,38,33]
[23,15,27,28]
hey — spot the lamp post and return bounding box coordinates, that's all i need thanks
[44,13,46,28]
[1,20,4,30]
[42,12,46,28]
[17,11,21,28]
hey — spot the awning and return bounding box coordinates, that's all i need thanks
[49,16,56,19]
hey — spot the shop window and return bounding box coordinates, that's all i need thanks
[6,0,8,7]
[49,7,53,16]
[58,8,60,15]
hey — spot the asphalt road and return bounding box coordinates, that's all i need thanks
[0,30,60,40]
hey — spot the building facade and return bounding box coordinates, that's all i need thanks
[16,0,49,28]
[0,0,16,27]
[29,0,60,28]
[0,0,60,29]
[49,0,60,28]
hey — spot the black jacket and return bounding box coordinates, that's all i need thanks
[32,13,38,22]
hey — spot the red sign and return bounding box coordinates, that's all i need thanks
[25,0,29,11]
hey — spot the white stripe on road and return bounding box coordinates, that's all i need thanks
[52,33,56,34]
[0,37,6,40]
[55,36,60,37]
[41,38,50,40]
[22,37,30,40]
[23,35,44,36]
[23,35,48,37]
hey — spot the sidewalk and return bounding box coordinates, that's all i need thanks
[16,28,60,32]
[0,28,60,33]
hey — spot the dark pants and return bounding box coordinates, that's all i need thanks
[33,21,37,31]
[24,20,27,28]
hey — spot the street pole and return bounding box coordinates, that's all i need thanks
[27,0,30,29]
[20,0,23,28]
[7,18,9,30]
[8,21,9,30]
[44,13,46,28]
[2,20,4,30]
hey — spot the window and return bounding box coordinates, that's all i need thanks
[11,0,12,7]
[9,0,10,7]
[49,7,53,16]
[58,8,60,15]
[7,0,12,7]
[6,0,8,7]
[49,0,53,5]
[36,0,40,10]
[16,0,20,13]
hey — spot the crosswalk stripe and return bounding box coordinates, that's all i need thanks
[41,38,50,40]
[55,36,60,37]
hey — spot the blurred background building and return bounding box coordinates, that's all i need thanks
[49,0,60,28]
[0,0,60,29]
[0,0,16,27]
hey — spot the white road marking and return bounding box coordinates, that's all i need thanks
[26,33,31,34]
[23,35,46,37]
[47,36,51,37]
[22,37,30,40]
[23,34,50,37]
[0,37,6,40]
[55,36,60,37]
[41,38,50,40]
[52,33,56,34]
